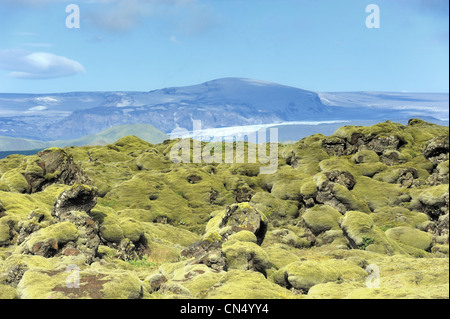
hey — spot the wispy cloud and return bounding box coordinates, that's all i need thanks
[20,43,55,48]
[3,0,217,35]
[86,35,104,43]
[15,31,40,36]
[170,35,180,44]
[395,0,449,18]
[0,49,85,79]
[0,0,70,7]
[84,0,216,34]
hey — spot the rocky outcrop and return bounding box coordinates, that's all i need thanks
[218,203,268,245]
[323,170,356,190]
[180,240,227,272]
[314,174,369,214]
[22,148,91,194]
[322,133,406,157]
[423,136,449,166]
[53,184,98,218]
[396,167,420,188]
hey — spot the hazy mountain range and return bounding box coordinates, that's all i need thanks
[0,77,448,152]
[0,123,168,154]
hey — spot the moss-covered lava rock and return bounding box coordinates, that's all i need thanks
[0,119,448,299]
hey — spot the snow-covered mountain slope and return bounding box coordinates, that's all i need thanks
[0,78,448,143]
[319,91,449,121]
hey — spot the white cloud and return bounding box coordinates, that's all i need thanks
[28,106,48,111]
[170,35,180,44]
[0,49,86,80]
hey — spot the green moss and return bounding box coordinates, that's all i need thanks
[136,149,170,171]
[268,228,312,249]
[0,284,17,299]
[250,192,298,220]
[158,260,191,280]
[307,281,365,299]
[100,221,124,243]
[228,230,258,243]
[417,184,449,207]
[352,150,380,164]
[17,269,69,299]
[222,240,270,274]
[341,211,401,255]
[284,134,329,175]
[320,259,368,281]
[207,270,297,299]
[23,156,45,176]
[0,169,28,193]
[181,270,225,299]
[0,120,448,299]
[315,229,349,248]
[357,162,387,177]
[0,214,21,245]
[385,227,432,251]
[302,205,342,235]
[436,160,449,175]
[0,181,10,192]
[17,268,143,299]
[273,260,342,290]
[119,218,144,242]
[44,170,61,181]
[351,176,402,211]
[113,135,153,153]
[371,206,429,230]
[99,212,147,244]
[0,221,12,245]
[145,240,181,264]
[300,180,318,197]
[143,222,200,247]
[333,183,371,213]
[201,231,223,244]
[340,211,373,247]
[263,243,300,269]
[0,154,26,176]
[318,157,356,175]
[344,255,449,299]
[381,149,412,164]
[334,121,414,150]
[97,245,118,258]
[23,221,79,253]
[271,179,302,200]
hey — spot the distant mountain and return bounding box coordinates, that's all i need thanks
[0,137,48,152]
[0,123,168,154]
[0,78,448,143]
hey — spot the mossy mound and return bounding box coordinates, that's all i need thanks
[272,258,367,292]
[302,205,342,235]
[385,227,433,251]
[16,268,143,299]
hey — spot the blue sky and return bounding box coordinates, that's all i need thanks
[0,0,448,93]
